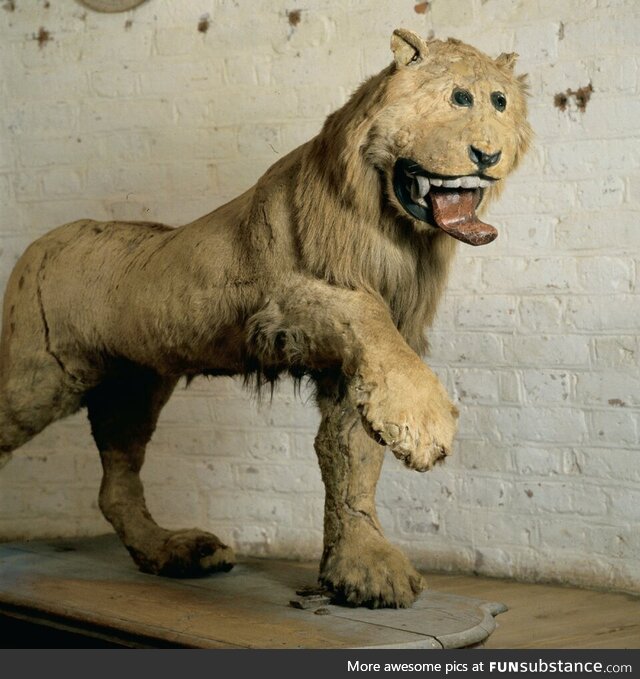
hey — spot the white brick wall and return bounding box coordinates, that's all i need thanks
[1,0,639,593]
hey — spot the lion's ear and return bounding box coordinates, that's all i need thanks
[391,28,428,67]
[495,52,519,71]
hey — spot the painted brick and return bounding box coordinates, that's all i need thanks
[482,257,578,293]
[489,179,577,216]
[208,87,298,126]
[591,55,639,95]
[591,336,639,369]
[207,492,293,524]
[590,409,638,447]
[555,211,640,252]
[80,99,174,133]
[546,139,640,180]
[518,296,564,333]
[575,371,640,407]
[575,176,626,210]
[453,440,514,474]
[609,489,640,523]
[16,137,90,169]
[455,295,518,330]
[4,102,78,138]
[570,448,640,483]
[576,256,634,293]
[499,370,522,403]
[452,368,501,405]
[41,168,83,196]
[155,27,202,57]
[428,332,504,366]
[522,369,573,404]
[273,48,360,87]
[493,406,587,444]
[4,67,90,102]
[230,524,278,557]
[503,334,590,367]
[454,473,512,509]
[91,70,138,98]
[447,256,483,293]
[79,31,153,62]
[566,295,640,331]
[137,62,223,96]
[512,445,570,476]
[0,175,11,204]
[502,215,555,252]
[429,0,475,27]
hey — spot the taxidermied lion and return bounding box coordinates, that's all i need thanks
[0,30,531,607]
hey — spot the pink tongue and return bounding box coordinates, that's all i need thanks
[430,189,497,246]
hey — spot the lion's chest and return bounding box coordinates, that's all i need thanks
[382,233,455,354]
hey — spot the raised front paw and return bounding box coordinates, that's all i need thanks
[353,364,458,472]
[319,530,425,608]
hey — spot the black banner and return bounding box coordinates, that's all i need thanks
[0,650,638,679]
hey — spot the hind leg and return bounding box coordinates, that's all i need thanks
[315,381,424,608]
[0,243,85,463]
[0,352,83,465]
[87,368,235,577]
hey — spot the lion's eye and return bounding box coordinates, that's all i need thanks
[491,91,507,111]
[452,88,474,107]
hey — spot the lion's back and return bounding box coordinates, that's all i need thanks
[2,218,175,362]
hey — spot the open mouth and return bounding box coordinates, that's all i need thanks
[392,158,499,246]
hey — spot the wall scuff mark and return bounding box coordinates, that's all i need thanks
[554,83,593,113]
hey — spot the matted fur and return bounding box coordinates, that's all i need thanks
[0,31,530,607]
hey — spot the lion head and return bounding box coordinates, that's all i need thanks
[366,29,532,246]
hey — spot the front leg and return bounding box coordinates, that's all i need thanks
[249,276,458,471]
[314,386,424,608]
[353,350,459,472]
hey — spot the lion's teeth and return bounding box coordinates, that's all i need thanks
[411,181,428,206]
[460,176,480,188]
[416,175,430,197]
[410,178,425,205]
[409,175,430,205]
[409,173,492,192]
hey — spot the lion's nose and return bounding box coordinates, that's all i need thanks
[468,146,501,169]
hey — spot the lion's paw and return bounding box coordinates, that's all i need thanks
[320,536,425,608]
[355,367,458,472]
[132,529,235,578]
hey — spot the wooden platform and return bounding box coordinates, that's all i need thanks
[428,572,640,649]
[0,535,506,649]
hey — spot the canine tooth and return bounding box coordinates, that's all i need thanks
[411,178,428,206]
[479,179,490,188]
[460,176,480,188]
[410,177,423,204]
[430,178,443,186]
[442,178,461,188]
[416,175,430,196]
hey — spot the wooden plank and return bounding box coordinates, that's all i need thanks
[426,572,640,649]
[0,536,504,649]
[3,537,638,648]
[327,593,505,649]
